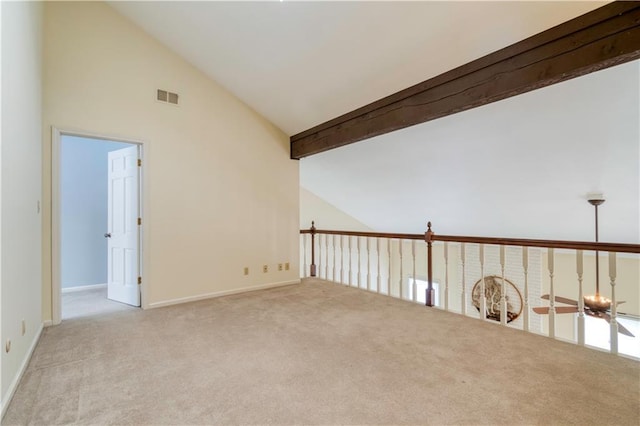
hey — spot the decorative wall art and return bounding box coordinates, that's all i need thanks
[472,275,523,323]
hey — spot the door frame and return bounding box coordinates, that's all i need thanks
[51,127,148,325]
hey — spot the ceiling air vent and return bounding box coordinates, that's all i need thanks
[156,89,179,105]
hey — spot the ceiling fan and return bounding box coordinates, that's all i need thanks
[533,294,634,337]
[533,195,634,338]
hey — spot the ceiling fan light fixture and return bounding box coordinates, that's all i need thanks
[584,294,611,312]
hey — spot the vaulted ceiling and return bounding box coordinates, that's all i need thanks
[110,1,604,135]
[108,1,638,242]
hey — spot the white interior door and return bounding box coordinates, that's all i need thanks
[107,145,140,306]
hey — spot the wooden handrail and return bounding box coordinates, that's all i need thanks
[300,229,424,241]
[429,234,640,254]
[299,227,640,253]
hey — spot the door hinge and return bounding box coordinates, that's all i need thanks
[138,276,142,285]
[137,159,142,167]
[137,217,142,226]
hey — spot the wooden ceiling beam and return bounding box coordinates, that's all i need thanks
[290,2,640,159]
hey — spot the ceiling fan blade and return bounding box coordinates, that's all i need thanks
[540,294,578,306]
[617,323,635,338]
[600,312,635,337]
[556,306,579,314]
[555,296,579,306]
[532,307,550,314]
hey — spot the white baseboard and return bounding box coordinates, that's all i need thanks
[43,320,53,327]
[147,279,301,309]
[1,322,44,420]
[61,283,106,293]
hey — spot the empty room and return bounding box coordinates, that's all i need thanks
[1,1,639,424]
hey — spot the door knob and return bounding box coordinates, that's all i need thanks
[104,233,111,238]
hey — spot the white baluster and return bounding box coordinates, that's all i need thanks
[399,240,404,299]
[461,243,467,315]
[412,240,417,303]
[325,235,329,281]
[357,237,361,288]
[348,236,353,286]
[576,250,585,346]
[500,246,507,326]
[388,239,392,296]
[376,238,381,293]
[318,234,323,279]
[548,248,556,339]
[444,242,449,310]
[340,236,344,284]
[325,234,329,279]
[317,234,322,279]
[522,247,529,332]
[479,244,486,321]
[303,234,308,278]
[333,235,337,282]
[366,237,371,291]
[609,252,618,354]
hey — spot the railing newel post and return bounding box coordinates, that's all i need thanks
[310,221,316,277]
[426,221,435,307]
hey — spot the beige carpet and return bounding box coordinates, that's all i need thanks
[62,286,136,320]
[3,278,639,425]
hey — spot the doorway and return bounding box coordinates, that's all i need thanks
[52,130,144,323]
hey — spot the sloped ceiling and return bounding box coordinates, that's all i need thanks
[108,1,637,243]
[109,1,603,135]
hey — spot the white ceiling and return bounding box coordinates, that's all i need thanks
[109,1,604,135]
[108,1,638,243]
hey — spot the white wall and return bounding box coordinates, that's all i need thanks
[1,0,43,411]
[42,1,299,318]
[300,187,371,232]
[299,187,373,280]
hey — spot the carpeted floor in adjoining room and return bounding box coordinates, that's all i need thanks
[61,286,135,320]
[3,278,639,425]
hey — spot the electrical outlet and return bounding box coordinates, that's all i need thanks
[278,263,283,271]
[5,339,11,353]
[243,267,249,276]
[285,262,290,271]
[21,320,26,336]
[263,265,268,273]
